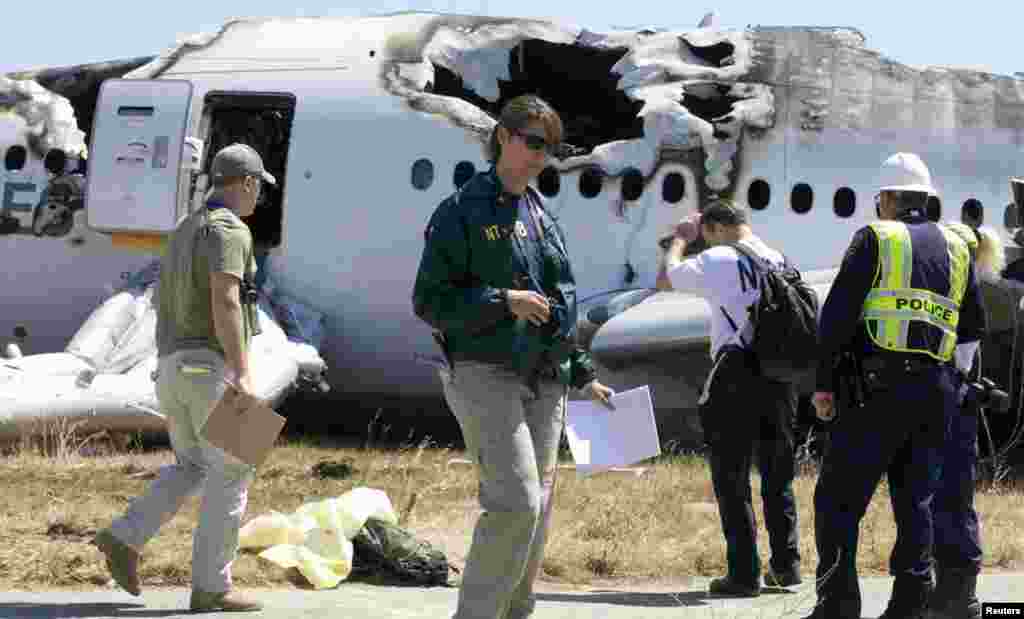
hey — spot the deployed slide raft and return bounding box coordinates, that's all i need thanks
[0,260,327,441]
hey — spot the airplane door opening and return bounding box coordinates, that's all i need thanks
[196,92,296,271]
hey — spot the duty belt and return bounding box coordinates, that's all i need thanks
[861,354,944,374]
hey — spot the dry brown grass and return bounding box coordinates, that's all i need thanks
[0,433,1021,591]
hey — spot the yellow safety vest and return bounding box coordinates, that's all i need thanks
[860,221,970,362]
[943,222,979,258]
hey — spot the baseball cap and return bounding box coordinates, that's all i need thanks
[210,143,276,185]
[878,152,934,194]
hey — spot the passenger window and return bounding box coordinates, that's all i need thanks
[748,179,770,210]
[44,149,67,175]
[926,195,942,222]
[410,158,434,190]
[791,183,813,214]
[580,168,604,199]
[662,172,685,204]
[621,168,643,201]
[454,161,476,189]
[1005,202,1020,231]
[538,166,560,197]
[961,198,983,226]
[4,145,27,171]
[834,187,856,218]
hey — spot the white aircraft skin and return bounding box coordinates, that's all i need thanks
[2,12,1022,428]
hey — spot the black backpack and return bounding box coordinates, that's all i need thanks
[722,242,820,384]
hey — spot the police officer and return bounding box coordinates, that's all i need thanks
[412,94,614,619]
[930,220,984,619]
[806,153,987,619]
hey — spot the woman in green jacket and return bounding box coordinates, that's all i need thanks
[413,94,614,619]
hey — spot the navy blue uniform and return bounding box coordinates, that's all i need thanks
[810,213,986,619]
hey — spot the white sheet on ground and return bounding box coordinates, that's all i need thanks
[565,385,660,477]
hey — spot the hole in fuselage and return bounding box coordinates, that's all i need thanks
[682,86,745,139]
[681,37,736,67]
[429,39,644,155]
[28,57,155,148]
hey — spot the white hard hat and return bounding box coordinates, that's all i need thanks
[878,152,935,194]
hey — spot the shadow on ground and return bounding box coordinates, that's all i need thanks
[536,586,799,608]
[0,602,183,618]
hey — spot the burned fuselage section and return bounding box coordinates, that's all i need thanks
[1,58,152,240]
[379,16,776,211]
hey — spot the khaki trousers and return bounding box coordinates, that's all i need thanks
[109,348,255,593]
[442,360,567,619]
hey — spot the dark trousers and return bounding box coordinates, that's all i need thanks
[813,364,957,618]
[698,348,800,587]
[931,397,983,572]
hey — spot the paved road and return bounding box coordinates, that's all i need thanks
[0,575,1020,618]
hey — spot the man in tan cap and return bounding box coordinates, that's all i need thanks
[94,143,275,612]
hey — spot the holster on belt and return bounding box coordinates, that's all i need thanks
[859,354,942,395]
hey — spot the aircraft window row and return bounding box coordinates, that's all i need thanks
[410,159,693,204]
[407,159,1009,231]
[409,159,480,191]
[746,179,991,225]
[4,145,76,174]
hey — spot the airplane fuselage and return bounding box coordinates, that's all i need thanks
[2,14,1022,412]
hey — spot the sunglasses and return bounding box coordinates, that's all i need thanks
[511,129,554,154]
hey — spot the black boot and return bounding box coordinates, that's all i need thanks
[930,567,981,619]
[879,576,929,619]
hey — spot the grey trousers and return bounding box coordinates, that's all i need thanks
[441,361,567,619]
[109,348,255,593]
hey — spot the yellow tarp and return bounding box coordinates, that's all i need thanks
[238,487,398,589]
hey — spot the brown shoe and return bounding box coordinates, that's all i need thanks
[93,529,141,596]
[189,590,263,613]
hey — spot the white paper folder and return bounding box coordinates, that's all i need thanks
[565,385,660,477]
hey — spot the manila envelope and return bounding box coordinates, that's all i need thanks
[201,385,286,468]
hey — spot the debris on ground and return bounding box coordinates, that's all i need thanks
[238,487,450,589]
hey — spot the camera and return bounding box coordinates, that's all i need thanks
[962,377,1011,414]
[240,278,259,305]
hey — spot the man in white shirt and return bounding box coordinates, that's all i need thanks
[657,198,801,597]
